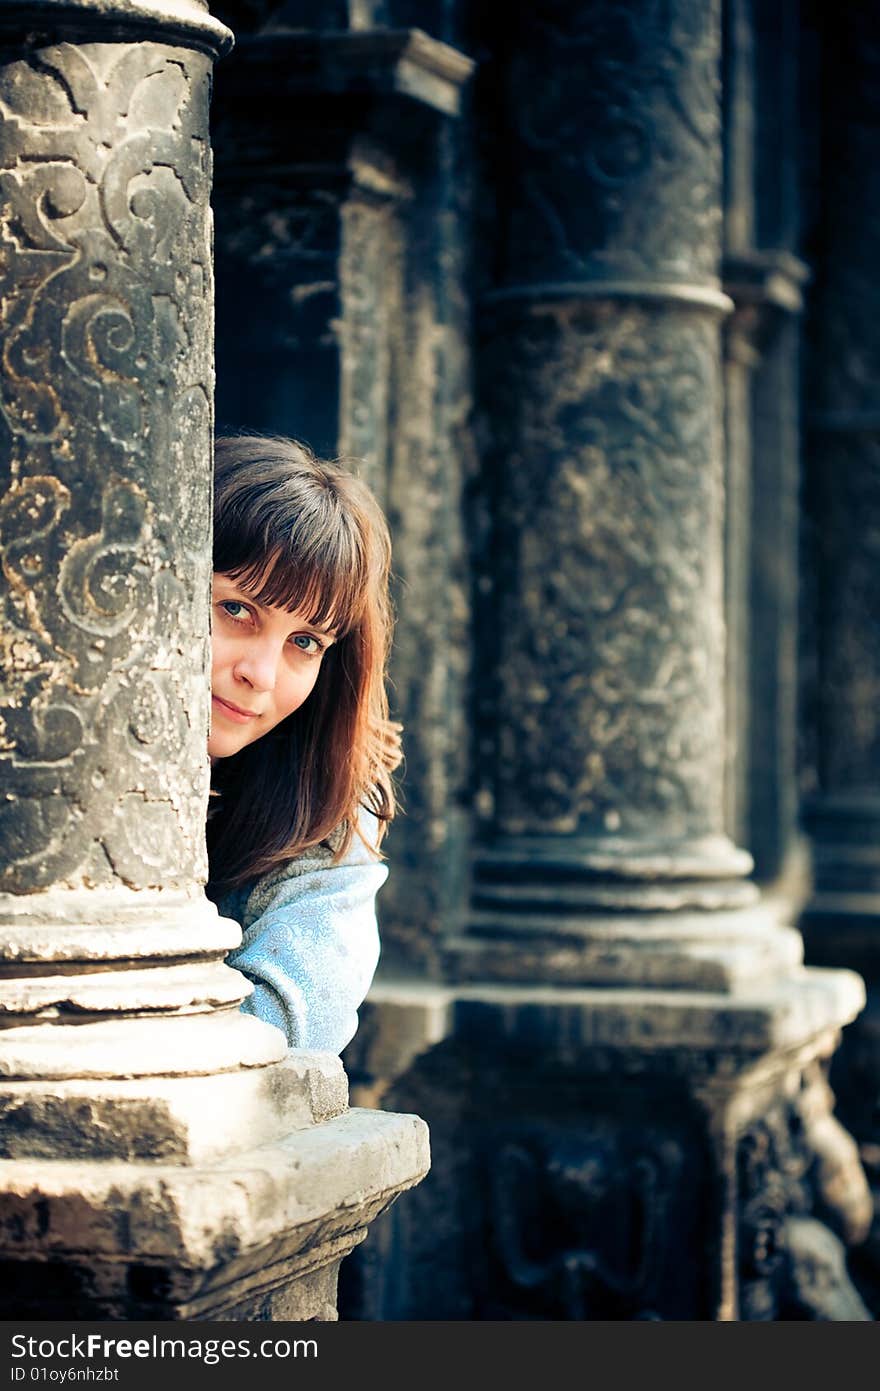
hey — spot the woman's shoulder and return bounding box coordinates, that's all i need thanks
[326,804,385,862]
[230,805,386,925]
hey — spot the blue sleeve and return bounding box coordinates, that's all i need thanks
[224,820,386,1055]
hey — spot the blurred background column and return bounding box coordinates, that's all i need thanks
[343,0,870,1321]
[722,0,809,896]
[799,0,880,1312]
[0,0,427,1317]
[453,0,788,993]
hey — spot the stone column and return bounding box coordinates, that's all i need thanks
[799,0,880,1313]
[343,0,869,1321]
[722,0,808,889]
[0,0,427,1318]
[449,0,799,995]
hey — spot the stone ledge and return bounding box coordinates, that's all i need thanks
[723,250,810,315]
[0,1106,429,1261]
[349,980,455,1083]
[0,1106,429,1317]
[445,914,806,992]
[453,969,865,1055]
[0,1010,287,1081]
[0,889,239,963]
[348,967,866,1082]
[0,1051,349,1163]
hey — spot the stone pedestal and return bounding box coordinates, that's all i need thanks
[340,0,869,1321]
[0,0,428,1319]
[345,971,867,1320]
[0,1050,427,1319]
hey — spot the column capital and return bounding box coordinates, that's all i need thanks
[0,0,233,56]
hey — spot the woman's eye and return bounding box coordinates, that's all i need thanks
[291,633,321,655]
[221,601,249,621]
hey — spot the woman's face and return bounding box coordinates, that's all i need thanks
[208,572,336,760]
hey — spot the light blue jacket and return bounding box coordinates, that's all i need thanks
[218,810,385,1054]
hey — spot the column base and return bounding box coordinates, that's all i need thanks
[0,1102,429,1319]
[0,888,286,1079]
[461,836,811,991]
[445,906,805,992]
[801,795,880,970]
[0,1027,430,1320]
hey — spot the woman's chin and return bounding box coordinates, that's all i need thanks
[208,731,247,760]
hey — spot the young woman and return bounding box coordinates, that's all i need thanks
[205,434,399,1055]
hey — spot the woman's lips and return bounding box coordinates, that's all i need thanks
[212,695,260,724]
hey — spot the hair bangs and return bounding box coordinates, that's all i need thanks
[214,468,371,636]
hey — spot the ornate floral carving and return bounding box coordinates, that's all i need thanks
[484,1114,707,1319]
[0,40,214,891]
[737,1080,871,1320]
[497,0,722,288]
[481,302,726,839]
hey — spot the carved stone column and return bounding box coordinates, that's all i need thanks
[342,0,869,1321]
[0,0,427,1318]
[450,0,799,995]
[799,0,880,1313]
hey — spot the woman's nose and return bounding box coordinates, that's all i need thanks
[233,638,280,692]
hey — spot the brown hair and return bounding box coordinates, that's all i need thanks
[206,434,399,894]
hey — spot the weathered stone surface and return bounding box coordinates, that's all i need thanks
[342,1015,861,1321]
[345,979,455,1094]
[0,1051,349,1162]
[0,1105,430,1319]
[0,0,232,52]
[794,1059,872,1246]
[445,915,805,992]
[0,31,221,895]
[490,0,723,291]
[0,886,239,960]
[479,301,728,846]
[352,970,865,1071]
[0,1011,288,1081]
[0,886,288,1078]
[0,2,432,1325]
[779,1216,871,1320]
[452,0,769,992]
[736,1090,872,1320]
